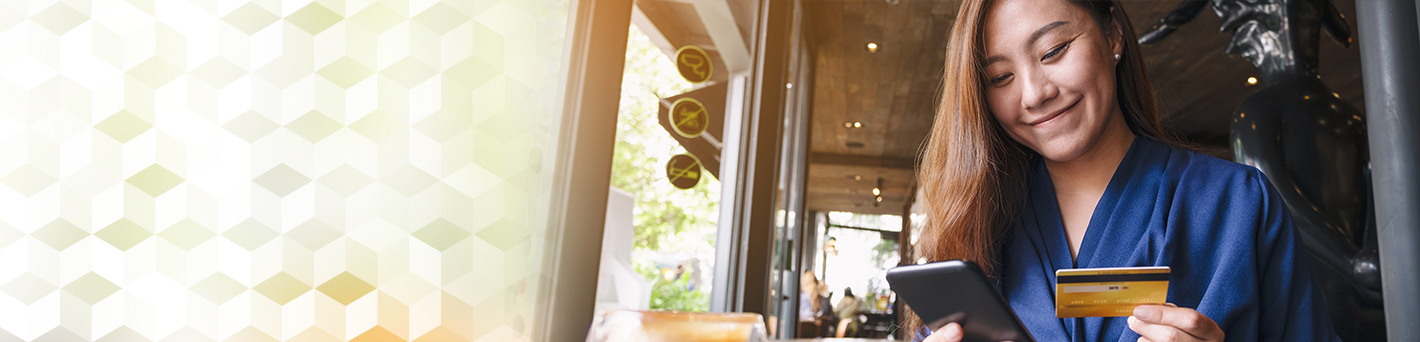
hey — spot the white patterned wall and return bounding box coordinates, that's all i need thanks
[0,0,568,340]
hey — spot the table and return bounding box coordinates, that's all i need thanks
[777,339,898,342]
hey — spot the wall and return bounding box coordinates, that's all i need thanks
[0,0,569,340]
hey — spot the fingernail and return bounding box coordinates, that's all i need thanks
[1133,306,1157,321]
[944,322,961,336]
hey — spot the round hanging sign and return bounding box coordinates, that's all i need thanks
[666,154,702,189]
[669,98,709,138]
[675,45,713,84]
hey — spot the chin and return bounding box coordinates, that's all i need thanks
[1029,135,1094,163]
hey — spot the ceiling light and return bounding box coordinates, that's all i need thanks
[866,43,879,53]
[786,83,793,89]
[854,175,862,180]
[1246,77,1258,85]
[872,178,884,202]
[853,122,862,128]
[843,122,853,128]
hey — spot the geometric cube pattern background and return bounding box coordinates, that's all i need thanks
[0,0,566,340]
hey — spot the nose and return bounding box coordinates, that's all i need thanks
[1020,68,1059,113]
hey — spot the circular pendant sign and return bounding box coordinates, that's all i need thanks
[666,154,702,189]
[675,45,713,84]
[669,98,709,138]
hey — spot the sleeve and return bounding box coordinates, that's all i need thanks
[1252,171,1342,342]
[913,326,931,342]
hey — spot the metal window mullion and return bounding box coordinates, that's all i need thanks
[535,0,634,340]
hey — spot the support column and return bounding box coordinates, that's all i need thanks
[1356,1,1420,340]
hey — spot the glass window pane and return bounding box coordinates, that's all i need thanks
[596,24,720,314]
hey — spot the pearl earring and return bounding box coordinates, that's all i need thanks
[1114,53,1121,61]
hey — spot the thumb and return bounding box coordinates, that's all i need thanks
[936,322,963,342]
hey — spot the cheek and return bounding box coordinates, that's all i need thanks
[985,89,1018,126]
[1055,57,1102,93]
[985,90,1033,143]
[1074,48,1116,95]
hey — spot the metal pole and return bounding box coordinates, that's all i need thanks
[710,0,793,317]
[778,15,811,336]
[1356,1,1420,340]
[736,0,793,317]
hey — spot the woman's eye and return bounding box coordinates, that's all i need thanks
[990,74,1012,85]
[1041,42,1069,61]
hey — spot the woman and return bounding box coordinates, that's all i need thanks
[798,271,824,338]
[913,0,1338,341]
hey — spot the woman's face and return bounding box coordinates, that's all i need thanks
[982,0,1123,162]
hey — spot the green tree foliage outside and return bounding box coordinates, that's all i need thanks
[634,262,711,312]
[612,25,719,311]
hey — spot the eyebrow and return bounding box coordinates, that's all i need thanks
[985,21,1070,66]
[1029,21,1070,47]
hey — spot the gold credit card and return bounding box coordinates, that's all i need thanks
[1055,266,1170,318]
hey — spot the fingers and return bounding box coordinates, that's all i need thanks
[1132,305,1223,340]
[924,322,964,342]
[1128,316,1199,342]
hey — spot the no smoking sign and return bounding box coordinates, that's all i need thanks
[670,98,708,138]
[665,154,702,189]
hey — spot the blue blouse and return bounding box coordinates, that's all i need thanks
[994,137,1339,342]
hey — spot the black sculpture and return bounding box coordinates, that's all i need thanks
[1139,1,1384,340]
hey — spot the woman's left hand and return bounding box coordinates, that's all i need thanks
[1126,303,1224,342]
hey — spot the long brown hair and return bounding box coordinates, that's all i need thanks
[906,0,1168,337]
[803,271,820,314]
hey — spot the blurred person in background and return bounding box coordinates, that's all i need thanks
[818,283,837,336]
[798,271,823,338]
[835,287,862,337]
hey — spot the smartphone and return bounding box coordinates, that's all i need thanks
[886,260,1035,342]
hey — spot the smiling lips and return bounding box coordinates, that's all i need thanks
[1028,98,1081,126]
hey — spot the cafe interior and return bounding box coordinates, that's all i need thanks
[1,0,1416,340]
[553,0,1420,341]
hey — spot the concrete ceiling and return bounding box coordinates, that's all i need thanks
[632,0,1366,216]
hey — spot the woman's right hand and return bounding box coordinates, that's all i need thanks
[923,322,964,342]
